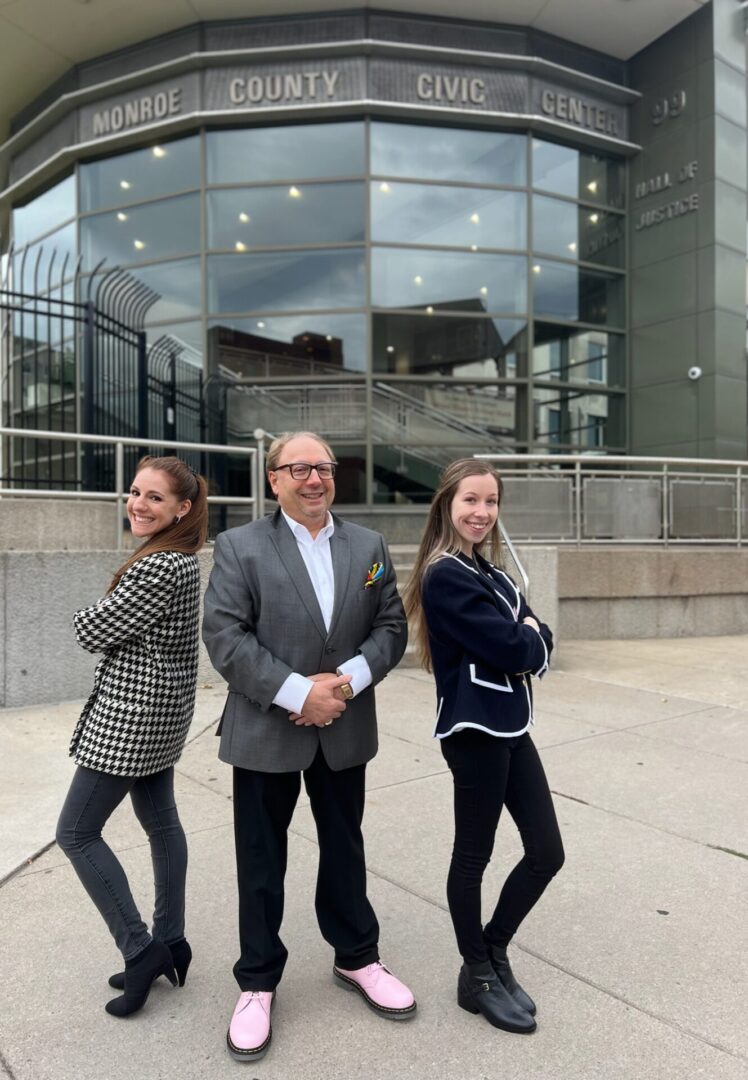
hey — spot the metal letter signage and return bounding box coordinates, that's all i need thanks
[633,159,699,230]
[650,90,686,126]
[540,88,619,136]
[91,88,182,137]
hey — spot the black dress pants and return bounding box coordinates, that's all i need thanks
[440,730,565,965]
[232,746,380,991]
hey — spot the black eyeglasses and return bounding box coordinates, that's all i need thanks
[273,461,337,480]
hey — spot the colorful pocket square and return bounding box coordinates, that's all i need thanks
[364,562,384,588]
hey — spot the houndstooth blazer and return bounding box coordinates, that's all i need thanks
[69,550,201,777]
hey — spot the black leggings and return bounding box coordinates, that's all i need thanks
[440,730,564,965]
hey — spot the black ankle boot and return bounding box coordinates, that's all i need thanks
[487,944,536,1016]
[109,938,191,991]
[457,962,536,1034]
[105,940,177,1017]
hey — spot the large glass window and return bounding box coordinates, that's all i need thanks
[12,174,76,247]
[81,194,200,269]
[533,324,625,387]
[533,387,624,448]
[13,223,76,293]
[208,249,366,313]
[372,183,526,250]
[208,314,367,375]
[87,258,202,323]
[207,122,365,184]
[373,313,527,377]
[532,139,625,209]
[533,196,624,268]
[207,183,365,248]
[532,260,624,326]
[80,136,200,212]
[372,248,526,313]
[372,122,526,186]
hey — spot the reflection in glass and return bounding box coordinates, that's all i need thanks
[371,183,526,250]
[13,223,77,293]
[373,443,483,504]
[532,139,625,208]
[207,122,365,184]
[373,313,526,377]
[80,136,200,211]
[86,258,202,323]
[12,174,76,247]
[81,194,200,270]
[209,314,366,376]
[372,122,526,186]
[227,382,368,444]
[533,387,624,448]
[532,260,624,326]
[207,183,365,248]
[533,323,624,386]
[533,196,624,268]
[146,321,204,369]
[372,248,526,313]
[372,381,516,444]
[208,250,365,313]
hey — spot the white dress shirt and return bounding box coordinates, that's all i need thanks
[272,510,373,715]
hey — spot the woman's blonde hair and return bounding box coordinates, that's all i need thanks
[108,455,208,593]
[402,458,503,671]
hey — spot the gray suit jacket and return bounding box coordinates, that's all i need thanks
[202,509,408,772]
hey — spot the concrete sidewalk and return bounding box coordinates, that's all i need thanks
[1,638,747,1080]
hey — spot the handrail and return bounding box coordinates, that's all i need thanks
[0,426,265,549]
[475,451,747,548]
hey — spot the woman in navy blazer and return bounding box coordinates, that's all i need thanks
[404,459,564,1035]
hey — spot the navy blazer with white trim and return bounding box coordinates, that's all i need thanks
[421,551,553,739]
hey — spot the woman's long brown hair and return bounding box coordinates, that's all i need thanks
[402,458,503,672]
[108,456,209,593]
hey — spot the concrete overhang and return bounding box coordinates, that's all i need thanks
[0,0,709,145]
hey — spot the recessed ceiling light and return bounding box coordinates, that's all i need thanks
[379,182,391,193]
[426,306,434,314]
[386,345,395,353]
[532,264,541,273]
[288,186,301,198]
[235,241,247,252]
[587,180,598,194]
[479,286,488,295]
[413,275,423,285]
[152,146,167,159]
[470,213,480,224]
[120,180,131,190]
[567,242,577,252]
[133,239,145,250]
[116,212,128,222]
[589,213,599,224]
[238,212,250,223]
[257,321,265,328]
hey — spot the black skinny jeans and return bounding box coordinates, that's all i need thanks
[440,730,564,965]
[56,765,187,961]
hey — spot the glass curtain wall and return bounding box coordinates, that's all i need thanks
[8,120,627,503]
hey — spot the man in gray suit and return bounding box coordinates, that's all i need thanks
[203,431,415,1063]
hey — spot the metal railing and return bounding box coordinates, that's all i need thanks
[0,427,266,549]
[475,453,746,546]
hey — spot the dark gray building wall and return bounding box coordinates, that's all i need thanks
[628,0,747,459]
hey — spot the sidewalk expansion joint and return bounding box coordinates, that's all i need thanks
[0,839,56,890]
[550,788,743,859]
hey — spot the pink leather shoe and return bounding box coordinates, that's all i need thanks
[333,961,416,1020]
[227,990,275,1062]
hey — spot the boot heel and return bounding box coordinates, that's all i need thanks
[457,991,479,1014]
[164,966,178,987]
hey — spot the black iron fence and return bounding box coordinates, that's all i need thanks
[0,249,209,492]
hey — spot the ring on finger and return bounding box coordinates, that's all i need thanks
[324,719,334,726]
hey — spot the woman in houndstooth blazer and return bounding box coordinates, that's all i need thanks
[56,455,207,1018]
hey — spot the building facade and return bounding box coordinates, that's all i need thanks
[1,2,746,505]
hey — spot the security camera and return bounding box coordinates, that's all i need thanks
[687,366,702,381]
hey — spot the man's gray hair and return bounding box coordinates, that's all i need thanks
[265,431,337,474]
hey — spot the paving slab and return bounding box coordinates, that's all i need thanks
[2,638,748,1080]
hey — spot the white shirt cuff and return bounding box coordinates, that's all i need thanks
[337,654,373,697]
[273,672,314,715]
